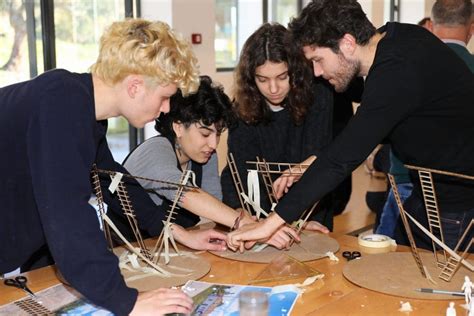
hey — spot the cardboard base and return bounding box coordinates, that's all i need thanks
[210,231,339,263]
[114,246,210,292]
[343,252,473,300]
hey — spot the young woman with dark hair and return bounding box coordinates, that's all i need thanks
[220,23,334,231]
[118,75,298,249]
[119,76,248,230]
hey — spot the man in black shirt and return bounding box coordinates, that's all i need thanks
[227,0,474,253]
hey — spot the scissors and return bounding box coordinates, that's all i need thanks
[4,276,36,298]
[342,251,361,261]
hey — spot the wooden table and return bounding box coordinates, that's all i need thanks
[0,233,463,315]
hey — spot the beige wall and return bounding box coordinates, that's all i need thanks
[142,0,234,171]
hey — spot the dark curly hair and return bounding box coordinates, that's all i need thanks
[233,23,314,125]
[155,75,235,142]
[288,0,376,53]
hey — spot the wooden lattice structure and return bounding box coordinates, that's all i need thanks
[91,165,196,275]
[228,155,318,235]
[246,160,311,175]
[226,153,252,215]
[249,158,318,231]
[255,157,278,206]
[389,164,473,283]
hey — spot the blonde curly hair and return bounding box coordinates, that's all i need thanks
[91,19,199,96]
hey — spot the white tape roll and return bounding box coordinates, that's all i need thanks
[358,234,397,253]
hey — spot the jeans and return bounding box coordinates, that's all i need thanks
[394,194,474,252]
[376,183,413,238]
[440,211,473,251]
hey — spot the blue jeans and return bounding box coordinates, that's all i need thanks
[440,210,473,251]
[376,183,413,238]
[394,195,474,252]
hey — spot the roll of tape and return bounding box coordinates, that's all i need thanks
[358,234,397,253]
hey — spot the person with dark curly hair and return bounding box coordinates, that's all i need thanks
[227,0,474,253]
[220,22,333,232]
[118,75,298,249]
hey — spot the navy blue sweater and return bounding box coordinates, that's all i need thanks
[0,70,165,315]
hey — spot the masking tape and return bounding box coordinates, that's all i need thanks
[108,172,123,193]
[358,234,397,254]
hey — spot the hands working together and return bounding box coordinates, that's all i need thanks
[226,155,321,252]
[172,213,328,253]
[130,156,322,315]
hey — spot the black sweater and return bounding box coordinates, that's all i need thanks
[221,79,333,213]
[275,22,474,223]
[0,70,166,315]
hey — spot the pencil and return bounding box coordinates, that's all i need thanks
[415,288,464,296]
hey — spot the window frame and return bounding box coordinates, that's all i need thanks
[215,0,304,72]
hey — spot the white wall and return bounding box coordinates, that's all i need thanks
[142,0,235,92]
[399,0,426,24]
[141,0,234,165]
[141,0,172,24]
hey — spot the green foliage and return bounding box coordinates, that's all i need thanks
[0,0,125,86]
[54,1,124,44]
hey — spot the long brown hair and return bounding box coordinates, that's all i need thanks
[233,23,314,125]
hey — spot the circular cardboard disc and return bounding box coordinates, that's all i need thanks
[114,247,210,292]
[210,231,339,263]
[343,251,473,300]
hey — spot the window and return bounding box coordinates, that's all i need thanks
[267,0,298,25]
[216,0,299,71]
[0,0,42,87]
[53,0,129,162]
[215,0,237,69]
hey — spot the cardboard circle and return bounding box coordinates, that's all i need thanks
[343,252,473,300]
[114,247,211,292]
[210,232,339,263]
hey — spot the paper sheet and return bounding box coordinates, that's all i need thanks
[182,280,300,316]
[0,283,112,315]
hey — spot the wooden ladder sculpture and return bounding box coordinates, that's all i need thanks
[91,166,195,276]
[389,164,474,283]
[417,169,447,267]
[152,170,194,265]
[388,174,434,283]
[231,156,318,231]
[255,156,278,208]
[227,153,252,216]
[91,165,113,248]
[438,221,473,282]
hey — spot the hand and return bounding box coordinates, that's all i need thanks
[273,174,298,200]
[130,288,193,315]
[273,155,316,199]
[238,209,256,227]
[227,213,286,252]
[303,220,329,234]
[364,145,383,178]
[265,225,300,249]
[172,225,227,251]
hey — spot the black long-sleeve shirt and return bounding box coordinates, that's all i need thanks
[275,22,474,223]
[221,79,333,212]
[0,70,166,315]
